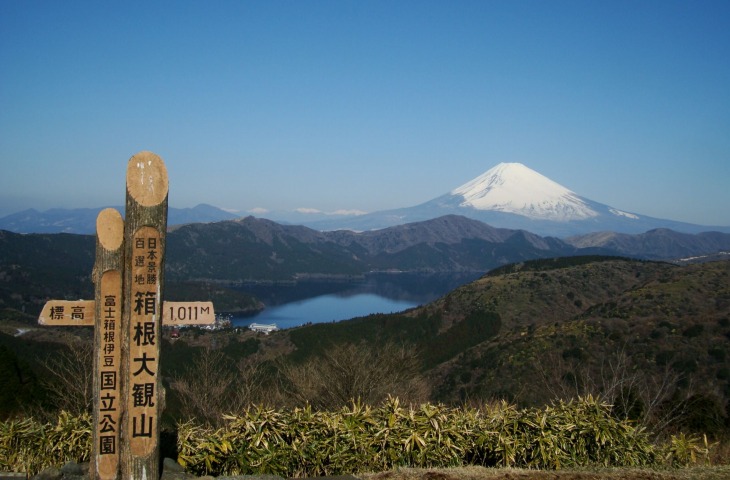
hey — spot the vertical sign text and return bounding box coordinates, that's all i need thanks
[127,226,161,455]
[97,270,122,476]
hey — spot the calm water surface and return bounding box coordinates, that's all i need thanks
[231,272,482,330]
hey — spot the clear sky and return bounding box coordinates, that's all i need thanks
[1,0,729,226]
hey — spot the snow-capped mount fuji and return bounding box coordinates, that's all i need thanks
[300,163,730,237]
[450,163,600,221]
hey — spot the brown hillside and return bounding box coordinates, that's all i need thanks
[418,258,730,436]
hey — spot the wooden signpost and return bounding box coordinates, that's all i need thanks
[122,151,168,479]
[93,207,124,479]
[38,152,215,480]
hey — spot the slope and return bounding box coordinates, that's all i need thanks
[420,258,730,430]
[282,256,730,434]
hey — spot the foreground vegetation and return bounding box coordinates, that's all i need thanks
[0,397,720,476]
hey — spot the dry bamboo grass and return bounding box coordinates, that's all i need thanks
[0,397,720,477]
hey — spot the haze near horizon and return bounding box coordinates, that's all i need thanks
[1,1,728,226]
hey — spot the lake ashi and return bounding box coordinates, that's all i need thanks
[231,272,483,330]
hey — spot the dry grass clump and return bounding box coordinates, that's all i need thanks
[0,411,90,474]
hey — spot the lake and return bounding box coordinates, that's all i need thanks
[231,272,483,330]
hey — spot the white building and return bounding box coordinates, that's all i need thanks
[249,323,278,334]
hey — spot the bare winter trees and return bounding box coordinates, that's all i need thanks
[534,346,721,438]
[277,342,429,410]
[170,347,267,426]
[168,340,429,421]
[41,341,94,417]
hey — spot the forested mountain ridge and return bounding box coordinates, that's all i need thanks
[2,214,601,314]
[2,214,730,316]
[165,215,730,281]
[165,215,592,282]
[416,257,730,422]
[566,228,730,259]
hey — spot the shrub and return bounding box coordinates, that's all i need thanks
[0,411,90,474]
[3,398,719,475]
[177,396,657,476]
[661,433,712,467]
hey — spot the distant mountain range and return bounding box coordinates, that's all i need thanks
[0,204,238,234]
[164,215,591,282]
[165,215,730,282]
[3,163,728,238]
[299,163,730,236]
[566,229,730,261]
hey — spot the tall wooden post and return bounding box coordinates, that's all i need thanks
[91,208,125,480]
[120,152,168,480]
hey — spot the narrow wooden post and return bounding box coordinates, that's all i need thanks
[91,208,125,480]
[120,152,169,480]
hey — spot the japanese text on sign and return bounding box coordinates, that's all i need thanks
[96,270,122,475]
[127,227,162,453]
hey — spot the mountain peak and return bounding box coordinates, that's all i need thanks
[450,163,599,221]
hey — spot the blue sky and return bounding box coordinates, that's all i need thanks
[1,0,729,226]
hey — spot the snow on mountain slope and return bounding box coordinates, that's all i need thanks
[451,163,598,221]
